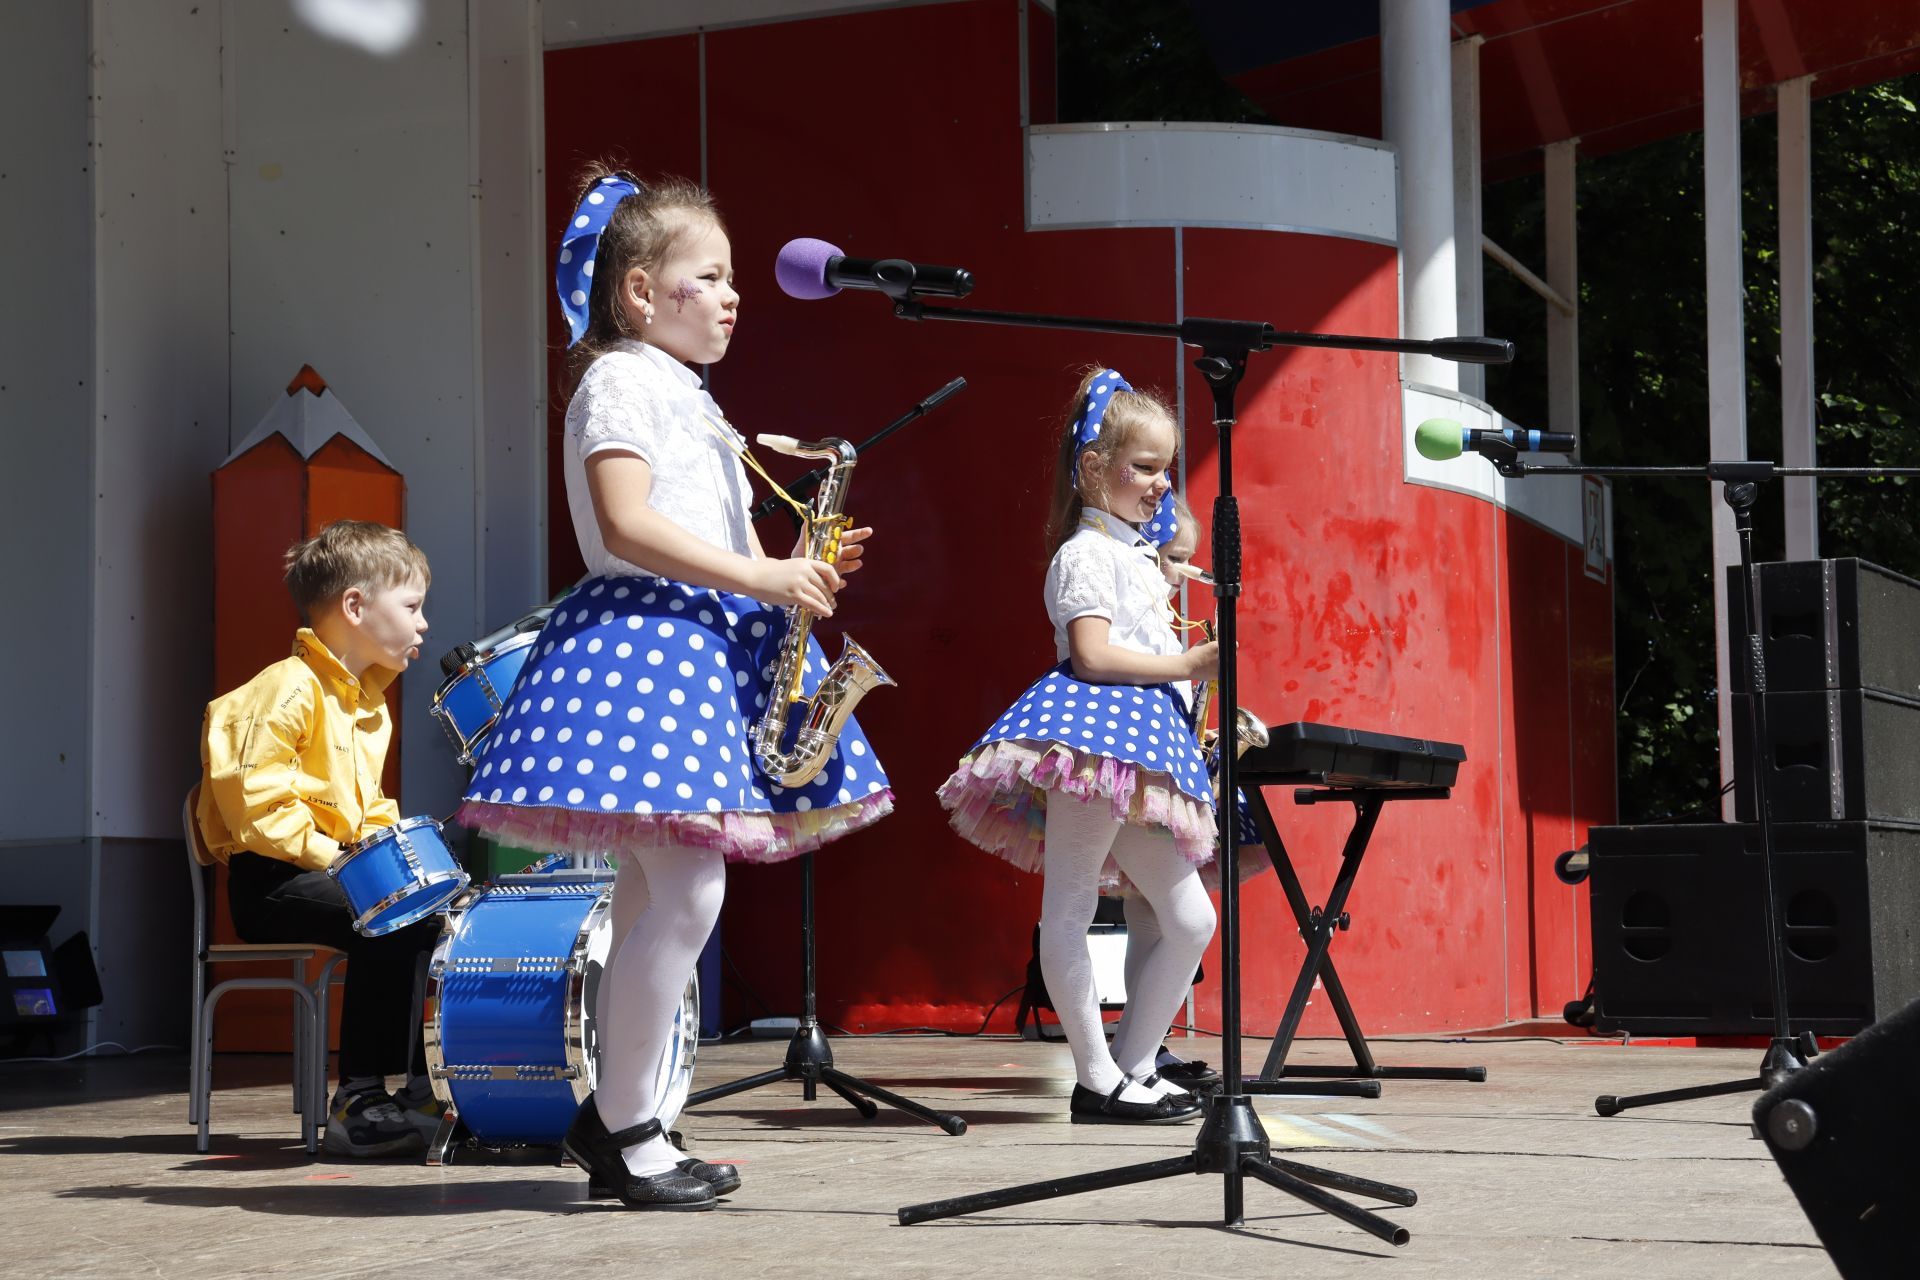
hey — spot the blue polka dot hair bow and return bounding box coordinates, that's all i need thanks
[557,174,642,346]
[1071,367,1180,546]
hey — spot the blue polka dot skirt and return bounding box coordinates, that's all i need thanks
[457,576,893,863]
[937,663,1219,872]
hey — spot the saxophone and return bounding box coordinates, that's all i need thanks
[750,434,897,789]
[1184,611,1270,803]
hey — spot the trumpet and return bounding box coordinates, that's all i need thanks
[1173,564,1269,800]
[749,434,896,789]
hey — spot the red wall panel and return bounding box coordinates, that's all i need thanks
[540,0,1616,1036]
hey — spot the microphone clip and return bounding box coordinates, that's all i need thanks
[1477,436,1530,477]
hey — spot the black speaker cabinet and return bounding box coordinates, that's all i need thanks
[1727,557,1920,699]
[1731,689,1920,828]
[1588,822,1920,1036]
[1754,995,1920,1279]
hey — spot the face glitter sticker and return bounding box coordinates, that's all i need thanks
[669,277,702,313]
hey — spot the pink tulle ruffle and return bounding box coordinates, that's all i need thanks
[457,790,894,865]
[936,739,1216,870]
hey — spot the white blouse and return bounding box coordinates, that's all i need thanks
[563,340,755,578]
[1044,507,1186,671]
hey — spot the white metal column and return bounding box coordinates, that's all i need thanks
[1779,75,1818,561]
[1545,139,1580,447]
[1383,0,1459,390]
[1703,0,1748,816]
[1453,33,1485,400]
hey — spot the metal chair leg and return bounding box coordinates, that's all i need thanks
[290,959,308,1116]
[312,954,346,1130]
[188,959,205,1126]
[200,978,320,1155]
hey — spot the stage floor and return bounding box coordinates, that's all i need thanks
[0,1034,1831,1278]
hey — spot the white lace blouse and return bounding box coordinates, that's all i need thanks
[563,340,755,578]
[1044,507,1186,669]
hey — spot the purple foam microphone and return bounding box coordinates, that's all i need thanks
[774,237,975,301]
[775,237,847,300]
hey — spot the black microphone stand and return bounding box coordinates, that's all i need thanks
[882,292,1510,1242]
[1469,452,1920,1119]
[687,381,970,1137]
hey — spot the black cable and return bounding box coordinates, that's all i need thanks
[719,945,775,1020]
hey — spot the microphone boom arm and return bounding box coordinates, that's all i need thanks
[892,300,1514,365]
[749,376,969,525]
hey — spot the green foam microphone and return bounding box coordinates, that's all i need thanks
[1415,417,1575,462]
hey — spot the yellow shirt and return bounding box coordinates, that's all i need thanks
[197,628,402,872]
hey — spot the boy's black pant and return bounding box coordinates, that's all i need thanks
[226,852,436,1085]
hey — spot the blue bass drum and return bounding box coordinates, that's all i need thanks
[328,816,468,937]
[424,875,699,1158]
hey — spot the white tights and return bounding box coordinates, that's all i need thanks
[1041,797,1215,1103]
[594,844,726,1177]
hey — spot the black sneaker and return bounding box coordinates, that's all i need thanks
[324,1088,426,1158]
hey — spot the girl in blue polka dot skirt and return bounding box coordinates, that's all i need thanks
[937,368,1219,1125]
[457,167,891,1209]
[1101,492,1271,1093]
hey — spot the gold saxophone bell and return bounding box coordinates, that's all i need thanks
[749,435,896,789]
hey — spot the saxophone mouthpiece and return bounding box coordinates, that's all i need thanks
[756,433,802,454]
[1174,563,1216,587]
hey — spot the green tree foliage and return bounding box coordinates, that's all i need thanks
[1484,76,1920,821]
[1056,4,1920,823]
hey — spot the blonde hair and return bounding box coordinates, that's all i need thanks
[284,520,430,625]
[1046,367,1179,556]
[563,161,723,395]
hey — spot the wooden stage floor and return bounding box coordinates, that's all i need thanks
[0,1034,1832,1278]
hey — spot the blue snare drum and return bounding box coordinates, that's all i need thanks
[328,817,469,937]
[424,876,699,1156]
[430,608,552,765]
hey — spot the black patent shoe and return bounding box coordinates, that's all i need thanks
[1154,1047,1222,1090]
[564,1098,717,1210]
[1069,1077,1204,1125]
[590,1157,742,1200]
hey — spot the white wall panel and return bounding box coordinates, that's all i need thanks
[1027,123,1397,244]
[228,0,478,820]
[90,0,231,838]
[0,1,93,842]
[472,0,548,628]
[1402,384,1609,557]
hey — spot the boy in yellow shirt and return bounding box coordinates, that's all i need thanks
[198,520,438,1157]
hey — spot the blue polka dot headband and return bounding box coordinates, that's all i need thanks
[1071,367,1180,547]
[557,174,642,346]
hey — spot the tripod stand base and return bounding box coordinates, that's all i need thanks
[1241,1078,1384,1099]
[1595,1036,1811,1117]
[896,1091,1413,1241]
[686,1022,967,1135]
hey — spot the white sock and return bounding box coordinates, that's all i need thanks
[1041,798,1157,1106]
[595,844,726,1177]
[1105,826,1215,1086]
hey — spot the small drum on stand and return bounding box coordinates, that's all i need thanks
[430,608,553,766]
[328,817,469,937]
[423,871,699,1161]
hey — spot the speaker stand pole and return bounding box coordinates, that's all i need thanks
[1595,469,1808,1115]
[1471,456,1920,1115]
